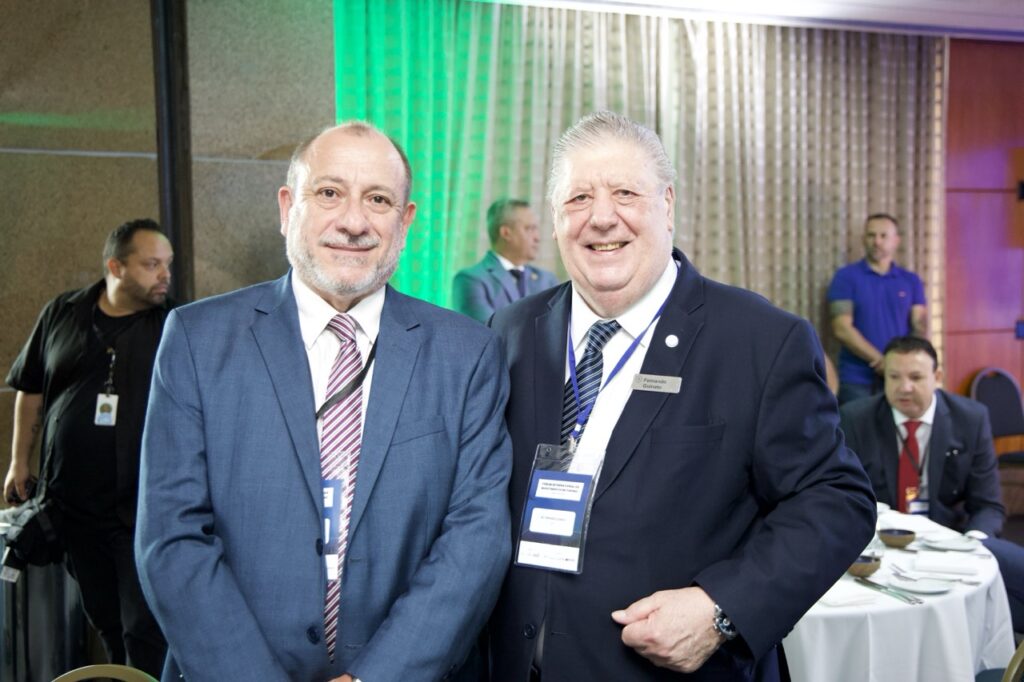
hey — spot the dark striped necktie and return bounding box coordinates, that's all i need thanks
[560,320,621,446]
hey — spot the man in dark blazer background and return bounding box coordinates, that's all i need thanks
[840,335,1024,629]
[452,198,559,322]
[486,111,876,680]
[136,123,512,681]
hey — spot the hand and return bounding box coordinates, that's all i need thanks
[611,586,723,673]
[869,356,885,374]
[327,675,354,682]
[3,461,31,506]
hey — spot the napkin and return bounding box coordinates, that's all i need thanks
[914,551,979,575]
[820,581,877,607]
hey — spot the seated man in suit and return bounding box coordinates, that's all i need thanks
[135,122,512,681]
[487,111,876,681]
[840,335,1024,629]
[452,198,559,322]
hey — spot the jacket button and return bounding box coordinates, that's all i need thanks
[523,623,537,638]
[316,538,324,555]
[306,626,320,644]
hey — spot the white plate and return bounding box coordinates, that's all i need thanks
[922,536,980,552]
[888,577,952,594]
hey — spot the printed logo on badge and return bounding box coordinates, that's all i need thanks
[94,394,118,426]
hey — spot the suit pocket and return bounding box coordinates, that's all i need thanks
[390,415,446,445]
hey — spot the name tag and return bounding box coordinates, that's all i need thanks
[94,394,118,426]
[323,480,343,580]
[631,373,681,394]
[515,444,600,574]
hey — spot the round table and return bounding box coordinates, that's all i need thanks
[783,512,1015,682]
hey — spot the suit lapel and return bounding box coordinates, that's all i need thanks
[928,392,952,502]
[250,274,322,509]
[877,399,901,506]
[597,252,705,499]
[484,252,518,304]
[534,287,572,446]
[349,286,421,536]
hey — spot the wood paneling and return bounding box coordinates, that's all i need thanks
[944,331,1022,395]
[945,39,1024,395]
[947,40,1024,191]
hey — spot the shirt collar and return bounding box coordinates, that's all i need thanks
[891,391,937,428]
[494,251,520,272]
[291,273,385,349]
[569,256,677,349]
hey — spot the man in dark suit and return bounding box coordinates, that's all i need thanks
[487,111,876,680]
[452,198,559,322]
[135,122,512,681]
[840,335,1024,628]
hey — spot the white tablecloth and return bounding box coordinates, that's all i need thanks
[783,512,1015,682]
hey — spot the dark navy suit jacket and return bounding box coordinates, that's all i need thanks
[487,249,876,681]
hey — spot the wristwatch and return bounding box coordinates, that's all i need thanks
[712,604,738,641]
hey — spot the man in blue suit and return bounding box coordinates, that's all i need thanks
[452,199,559,322]
[135,122,512,681]
[486,112,876,680]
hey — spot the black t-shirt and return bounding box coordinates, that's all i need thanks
[47,308,141,524]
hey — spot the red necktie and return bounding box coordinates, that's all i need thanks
[896,420,922,513]
[320,314,363,659]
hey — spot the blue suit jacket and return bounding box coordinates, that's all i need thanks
[487,250,876,681]
[452,251,559,323]
[840,390,1005,537]
[135,274,512,681]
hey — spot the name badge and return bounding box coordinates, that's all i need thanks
[631,373,681,394]
[909,497,929,516]
[94,393,118,426]
[322,480,343,580]
[516,444,600,574]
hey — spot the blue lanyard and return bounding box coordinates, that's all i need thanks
[566,293,672,444]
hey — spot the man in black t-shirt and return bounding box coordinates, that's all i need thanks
[4,219,174,676]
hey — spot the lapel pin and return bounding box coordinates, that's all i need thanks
[665,334,679,348]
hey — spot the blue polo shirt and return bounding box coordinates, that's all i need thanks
[827,259,925,386]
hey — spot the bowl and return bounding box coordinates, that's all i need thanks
[847,554,881,578]
[878,528,916,548]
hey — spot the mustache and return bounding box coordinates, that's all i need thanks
[319,234,380,249]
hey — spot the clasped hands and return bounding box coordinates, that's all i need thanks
[611,586,725,673]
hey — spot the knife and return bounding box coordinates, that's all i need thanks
[853,577,924,605]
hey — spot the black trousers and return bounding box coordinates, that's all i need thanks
[62,519,167,677]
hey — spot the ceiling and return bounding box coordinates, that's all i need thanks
[509,0,1024,41]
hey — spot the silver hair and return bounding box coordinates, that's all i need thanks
[547,111,676,206]
[285,121,412,203]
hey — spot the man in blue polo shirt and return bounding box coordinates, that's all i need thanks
[828,213,927,405]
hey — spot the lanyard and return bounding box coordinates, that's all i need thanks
[315,338,377,420]
[897,423,927,476]
[566,293,672,443]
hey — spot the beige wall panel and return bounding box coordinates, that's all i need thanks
[188,0,335,159]
[0,153,158,465]
[0,0,155,151]
[192,160,290,299]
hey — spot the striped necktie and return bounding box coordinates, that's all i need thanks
[560,320,621,446]
[320,313,363,660]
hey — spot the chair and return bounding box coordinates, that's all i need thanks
[976,635,1024,681]
[52,663,159,682]
[971,368,1024,514]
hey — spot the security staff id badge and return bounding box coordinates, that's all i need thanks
[515,444,600,574]
[322,479,344,580]
[94,394,118,426]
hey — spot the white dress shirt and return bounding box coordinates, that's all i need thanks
[566,257,678,477]
[891,392,937,500]
[291,274,383,440]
